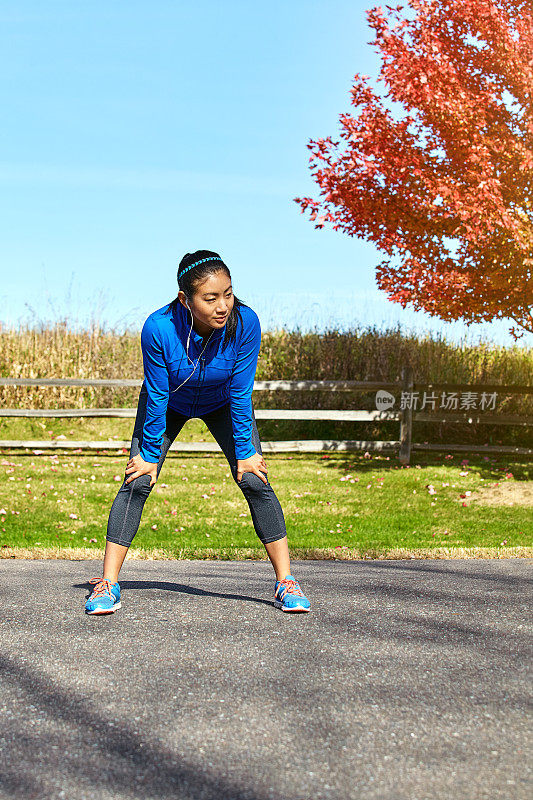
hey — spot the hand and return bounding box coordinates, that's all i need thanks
[236,453,268,484]
[125,454,158,487]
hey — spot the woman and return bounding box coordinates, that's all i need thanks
[85,250,311,615]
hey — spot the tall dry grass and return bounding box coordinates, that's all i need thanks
[0,316,531,447]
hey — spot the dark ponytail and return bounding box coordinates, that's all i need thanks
[163,250,247,348]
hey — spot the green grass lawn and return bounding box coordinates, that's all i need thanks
[1,435,531,558]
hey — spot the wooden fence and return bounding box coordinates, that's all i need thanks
[0,369,531,464]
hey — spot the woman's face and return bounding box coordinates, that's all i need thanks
[179,270,234,333]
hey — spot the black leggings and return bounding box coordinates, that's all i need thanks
[106,386,287,547]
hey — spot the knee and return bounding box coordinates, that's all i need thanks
[120,473,153,499]
[235,470,270,495]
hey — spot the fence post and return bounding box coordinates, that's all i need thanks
[399,365,413,465]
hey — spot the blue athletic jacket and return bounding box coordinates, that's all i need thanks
[139,300,261,463]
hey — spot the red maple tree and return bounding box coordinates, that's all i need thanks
[294,0,533,339]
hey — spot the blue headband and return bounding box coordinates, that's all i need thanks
[178,256,223,280]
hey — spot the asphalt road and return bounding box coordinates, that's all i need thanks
[0,558,531,800]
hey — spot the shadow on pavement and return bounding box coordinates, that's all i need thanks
[74,579,274,609]
[0,652,265,800]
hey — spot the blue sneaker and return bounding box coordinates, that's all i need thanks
[85,577,121,615]
[274,574,311,612]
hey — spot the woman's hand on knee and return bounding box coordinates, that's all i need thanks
[125,454,158,487]
[236,453,268,484]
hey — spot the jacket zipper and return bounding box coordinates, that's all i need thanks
[192,331,219,415]
[193,355,206,416]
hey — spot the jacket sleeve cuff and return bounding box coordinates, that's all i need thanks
[139,448,160,463]
[235,445,256,460]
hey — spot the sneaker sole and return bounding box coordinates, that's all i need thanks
[85,601,121,615]
[273,599,310,612]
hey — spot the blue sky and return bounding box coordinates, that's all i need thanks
[0,0,529,347]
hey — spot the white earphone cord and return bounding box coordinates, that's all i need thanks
[170,302,216,394]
